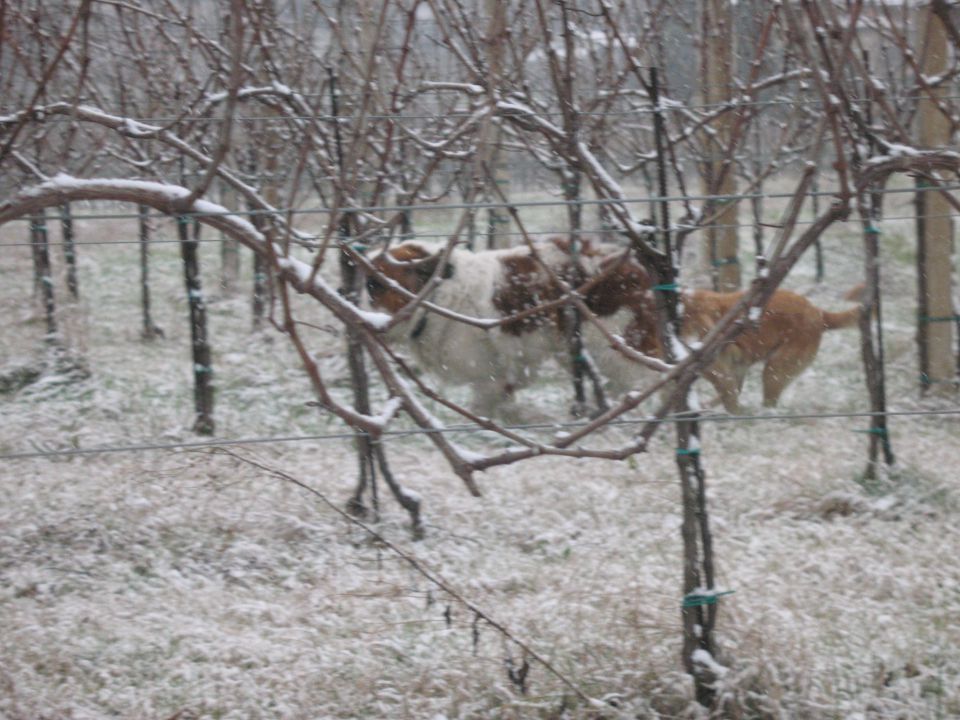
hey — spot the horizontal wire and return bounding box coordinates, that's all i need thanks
[24,93,960,125]
[4,183,959,223]
[1,210,955,250]
[3,408,958,463]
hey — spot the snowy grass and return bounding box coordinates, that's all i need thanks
[1,194,959,719]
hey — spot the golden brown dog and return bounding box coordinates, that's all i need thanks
[625,287,863,413]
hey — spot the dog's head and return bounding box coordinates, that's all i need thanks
[582,250,654,318]
[366,243,454,314]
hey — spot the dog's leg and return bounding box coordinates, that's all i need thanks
[705,370,744,413]
[470,381,508,420]
[735,361,749,396]
[704,349,747,414]
[761,342,818,407]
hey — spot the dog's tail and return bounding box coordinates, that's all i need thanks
[822,283,866,330]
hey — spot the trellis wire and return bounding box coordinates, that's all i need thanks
[24,93,960,125]
[2,210,955,249]
[3,183,959,224]
[3,407,958,463]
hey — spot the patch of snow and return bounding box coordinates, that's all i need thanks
[691,649,728,677]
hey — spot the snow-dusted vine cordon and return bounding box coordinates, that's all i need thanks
[0,175,483,491]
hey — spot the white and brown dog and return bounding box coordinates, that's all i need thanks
[365,238,651,418]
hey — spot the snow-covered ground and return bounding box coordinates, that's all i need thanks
[1,195,959,719]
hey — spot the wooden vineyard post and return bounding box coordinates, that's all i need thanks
[915,3,958,393]
[700,0,740,291]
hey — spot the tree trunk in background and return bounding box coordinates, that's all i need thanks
[398,140,414,240]
[220,179,241,293]
[916,4,957,392]
[811,171,825,282]
[59,203,79,300]
[30,210,58,343]
[859,223,895,478]
[178,215,215,435]
[139,204,162,340]
[252,240,268,329]
[701,0,740,291]
[251,150,274,331]
[484,0,509,249]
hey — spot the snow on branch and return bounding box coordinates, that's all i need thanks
[419,81,486,96]
[0,175,390,338]
[2,102,315,247]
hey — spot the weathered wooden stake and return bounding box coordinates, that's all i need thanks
[701,0,740,291]
[915,4,957,392]
[219,179,241,293]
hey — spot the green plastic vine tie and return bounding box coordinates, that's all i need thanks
[676,447,700,457]
[853,427,888,436]
[711,256,740,267]
[682,590,735,608]
[653,283,679,292]
[920,374,960,385]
